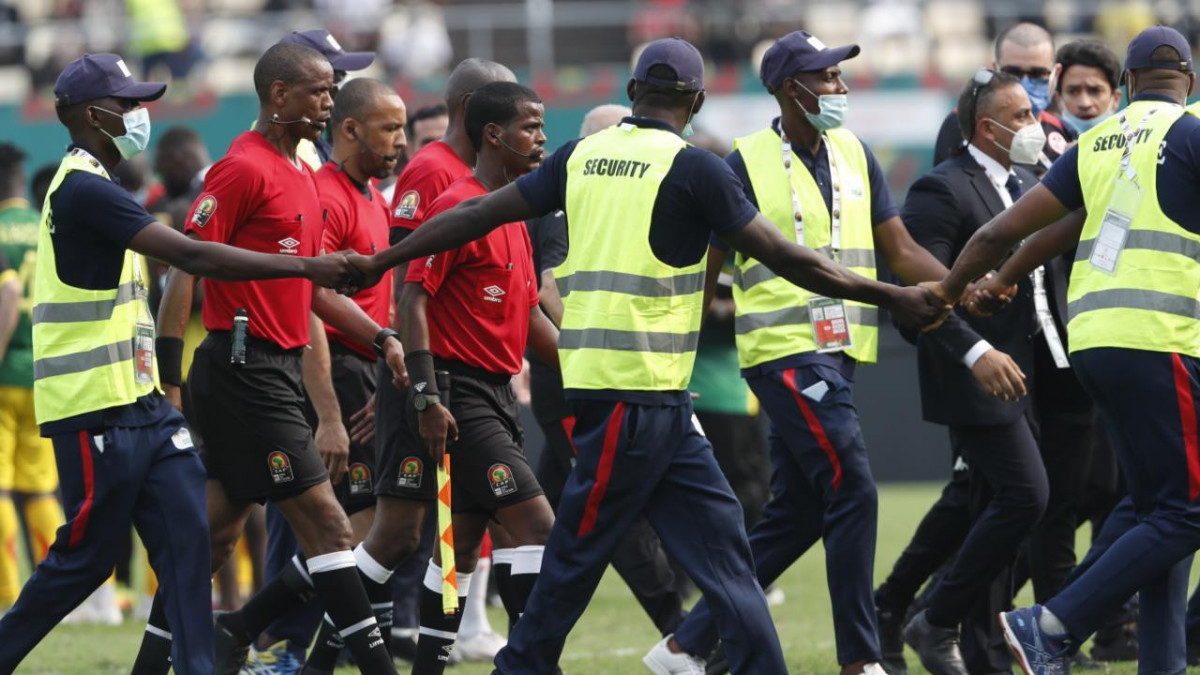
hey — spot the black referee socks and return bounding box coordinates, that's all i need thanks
[221,553,316,642]
[492,547,518,631]
[306,544,397,671]
[307,550,396,675]
[130,592,172,675]
[412,560,471,675]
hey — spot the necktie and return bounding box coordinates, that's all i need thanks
[1005,173,1022,204]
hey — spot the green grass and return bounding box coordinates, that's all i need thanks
[15,483,1158,673]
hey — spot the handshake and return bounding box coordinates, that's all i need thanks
[890,273,1018,332]
[302,251,386,295]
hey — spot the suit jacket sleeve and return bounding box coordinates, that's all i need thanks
[900,172,988,361]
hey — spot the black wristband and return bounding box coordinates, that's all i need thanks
[404,349,438,396]
[373,328,400,358]
[156,336,185,387]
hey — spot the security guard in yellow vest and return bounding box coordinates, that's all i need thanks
[354,37,949,675]
[934,26,1200,675]
[0,54,361,675]
[669,30,951,675]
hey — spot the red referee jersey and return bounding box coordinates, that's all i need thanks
[315,162,394,359]
[185,131,322,350]
[388,140,469,232]
[404,177,538,375]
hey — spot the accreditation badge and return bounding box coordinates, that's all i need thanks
[1088,177,1140,275]
[808,296,853,353]
[134,322,155,385]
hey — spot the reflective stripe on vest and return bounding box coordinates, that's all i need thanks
[557,124,702,392]
[1068,100,1200,357]
[32,152,158,424]
[731,126,879,367]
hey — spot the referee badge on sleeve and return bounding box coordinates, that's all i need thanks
[489,463,517,497]
[394,190,419,220]
[398,457,423,488]
[192,195,217,227]
[268,451,294,484]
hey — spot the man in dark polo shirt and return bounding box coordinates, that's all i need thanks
[146,44,406,675]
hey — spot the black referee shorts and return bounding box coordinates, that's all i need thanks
[374,359,543,515]
[329,344,378,515]
[189,332,327,504]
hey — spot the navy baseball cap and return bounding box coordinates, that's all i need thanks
[54,54,166,107]
[279,29,375,72]
[760,31,860,91]
[1121,25,1193,83]
[633,38,704,92]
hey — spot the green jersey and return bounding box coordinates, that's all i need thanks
[0,199,39,388]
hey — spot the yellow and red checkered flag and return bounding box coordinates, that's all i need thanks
[437,454,457,615]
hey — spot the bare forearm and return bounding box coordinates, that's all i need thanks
[538,272,563,328]
[888,240,950,285]
[374,198,494,272]
[312,287,382,347]
[702,246,727,316]
[766,245,894,307]
[157,267,197,339]
[178,241,309,281]
[528,306,560,369]
[399,284,431,355]
[995,211,1086,286]
[0,281,21,362]
[302,313,341,424]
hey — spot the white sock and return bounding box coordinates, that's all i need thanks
[1038,606,1067,635]
[458,557,494,638]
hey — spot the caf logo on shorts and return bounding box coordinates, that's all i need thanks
[397,456,423,488]
[394,190,419,220]
[488,463,517,497]
[191,195,217,227]
[349,462,372,495]
[268,451,294,484]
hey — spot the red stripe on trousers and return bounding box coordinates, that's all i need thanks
[68,431,95,547]
[561,416,579,456]
[576,403,625,537]
[1171,353,1200,501]
[781,368,843,491]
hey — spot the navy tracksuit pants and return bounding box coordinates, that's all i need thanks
[674,361,881,666]
[1046,348,1200,675]
[0,409,213,674]
[493,398,785,675]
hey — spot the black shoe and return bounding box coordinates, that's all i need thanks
[213,617,251,675]
[901,609,967,675]
[1071,650,1103,670]
[704,643,729,675]
[877,605,908,675]
[1091,623,1138,662]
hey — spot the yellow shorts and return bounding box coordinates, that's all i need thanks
[0,386,58,493]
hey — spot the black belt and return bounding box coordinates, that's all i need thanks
[206,330,305,358]
[434,357,512,387]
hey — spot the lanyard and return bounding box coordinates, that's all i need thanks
[1116,106,1168,182]
[780,131,842,263]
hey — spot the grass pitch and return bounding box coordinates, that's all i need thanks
[16,483,1153,674]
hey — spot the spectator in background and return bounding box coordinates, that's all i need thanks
[934,23,1076,174]
[30,165,57,208]
[1055,39,1123,135]
[126,0,197,81]
[0,2,23,67]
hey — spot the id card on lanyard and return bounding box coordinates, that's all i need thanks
[782,131,853,352]
[131,253,155,385]
[1088,108,1162,275]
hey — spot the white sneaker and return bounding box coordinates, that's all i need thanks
[643,636,706,675]
[765,585,786,607]
[861,664,889,675]
[447,630,507,663]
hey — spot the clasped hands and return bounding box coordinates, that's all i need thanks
[305,251,385,295]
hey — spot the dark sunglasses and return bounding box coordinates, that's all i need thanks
[965,68,997,131]
[1000,65,1052,80]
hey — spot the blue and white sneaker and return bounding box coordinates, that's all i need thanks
[999,605,1072,675]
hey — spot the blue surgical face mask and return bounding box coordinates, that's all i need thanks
[1061,108,1114,135]
[94,106,152,160]
[1020,76,1051,116]
[791,79,848,132]
[682,92,701,138]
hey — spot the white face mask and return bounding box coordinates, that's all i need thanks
[94,106,152,160]
[988,119,1045,165]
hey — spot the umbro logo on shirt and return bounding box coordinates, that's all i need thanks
[278,237,300,254]
[482,285,505,303]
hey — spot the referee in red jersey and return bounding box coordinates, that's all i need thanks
[364,81,560,673]
[218,77,409,672]
[144,44,404,675]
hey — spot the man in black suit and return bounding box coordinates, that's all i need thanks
[890,70,1052,675]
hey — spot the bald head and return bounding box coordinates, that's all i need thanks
[254,42,330,103]
[580,104,632,137]
[332,78,399,127]
[996,22,1054,66]
[444,58,517,122]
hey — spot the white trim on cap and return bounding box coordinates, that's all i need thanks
[326,34,342,52]
[115,59,132,78]
[807,36,827,51]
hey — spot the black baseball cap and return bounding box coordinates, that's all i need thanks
[633,37,704,92]
[279,29,375,72]
[54,54,167,107]
[1121,25,1193,83]
[760,31,860,91]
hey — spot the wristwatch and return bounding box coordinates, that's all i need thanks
[413,392,441,412]
[373,328,400,358]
